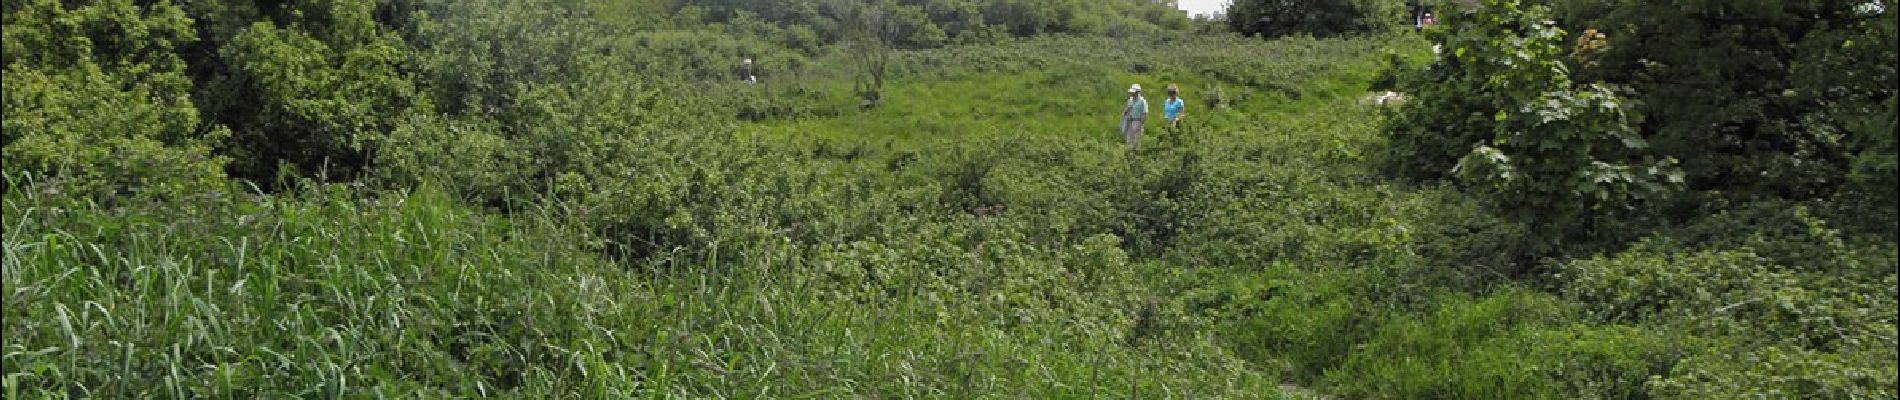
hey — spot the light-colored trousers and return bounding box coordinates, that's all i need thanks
[1121,119,1144,149]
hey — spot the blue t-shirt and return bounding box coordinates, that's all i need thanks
[1164,98,1184,120]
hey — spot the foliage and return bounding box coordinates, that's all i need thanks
[1382,0,1899,252]
[828,0,918,104]
[406,0,600,117]
[1561,204,1898,398]
[5,1,1896,397]
[685,0,1191,46]
[1225,0,1408,38]
[1849,95,1898,210]
[1551,0,1900,202]
[1,179,1293,397]
[1383,0,1682,252]
[0,0,226,199]
[179,0,424,186]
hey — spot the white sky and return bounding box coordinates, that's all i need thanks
[1177,0,1229,17]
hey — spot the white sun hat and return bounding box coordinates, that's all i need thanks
[1129,83,1142,93]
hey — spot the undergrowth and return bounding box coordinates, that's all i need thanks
[6,31,1894,399]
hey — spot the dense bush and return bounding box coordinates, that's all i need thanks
[5,0,1894,396]
[1563,252,1896,397]
[1552,0,1899,202]
[1225,0,1408,38]
[405,0,599,117]
[1,0,226,199]
[183,0,424,185]
[684,0,1191,47]
[1383,0,1898,252]
[1358,9,1896,396]
[1382,0,1681,253]
[1556,199,1898,398]
[1849,95,1899,211]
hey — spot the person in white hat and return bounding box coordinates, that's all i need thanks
[739,58,758,83]
[1120,83,1149,151]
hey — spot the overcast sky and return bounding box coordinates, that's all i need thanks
[1177,0,1228,17]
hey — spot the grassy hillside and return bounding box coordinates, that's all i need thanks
[4,34,1414,398]
[7,19,1896,400]
[741,35,1394,145]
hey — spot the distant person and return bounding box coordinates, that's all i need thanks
[739,58,758,83]
[1121,84,1149,151]
[1163,84,1185,129]
[1422,12,1437,26]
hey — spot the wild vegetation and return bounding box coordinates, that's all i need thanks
[1224,0,1410,38]
[4,0,1895,398]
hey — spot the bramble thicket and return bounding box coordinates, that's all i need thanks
[4,0,1895,397]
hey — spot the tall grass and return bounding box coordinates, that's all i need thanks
[2,178,1288,397]
[7,31,1892,398]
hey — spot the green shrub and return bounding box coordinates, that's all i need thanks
[217,19,422,184]
[1226,0,1407,38]
[1383,0,1681,252]
[1,0,226,200]
[1404,190,1536,281]
[935,140,1007,213]
[1553,0,1899,202]
[1563,228,1896,347]
[1656,200,1896,278]
[1848,95,1898,214]
[1651,340,1898,399]
[1561,222,1897,399]
[408,0,615,114]
[374,114,525,203]
[2,66,228,201]
[678,0,1191,49]
[172,0,425,185]
[1563,248,1798,326]
[11,4,1889,396]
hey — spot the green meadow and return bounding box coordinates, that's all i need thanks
[6,0,1894,398]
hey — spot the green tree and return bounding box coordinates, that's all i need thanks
[184,0,423,186]
[1383,0,1680,255]
[1849,95,1898,213]
[1226,0,1406,38]
[679,0,1189,46]
[407,0,600,116]
[1552,0,1899,201]
[2,0,226,199]
[828,0,920,105]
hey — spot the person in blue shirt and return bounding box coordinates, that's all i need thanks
[1163,84,1185,129]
